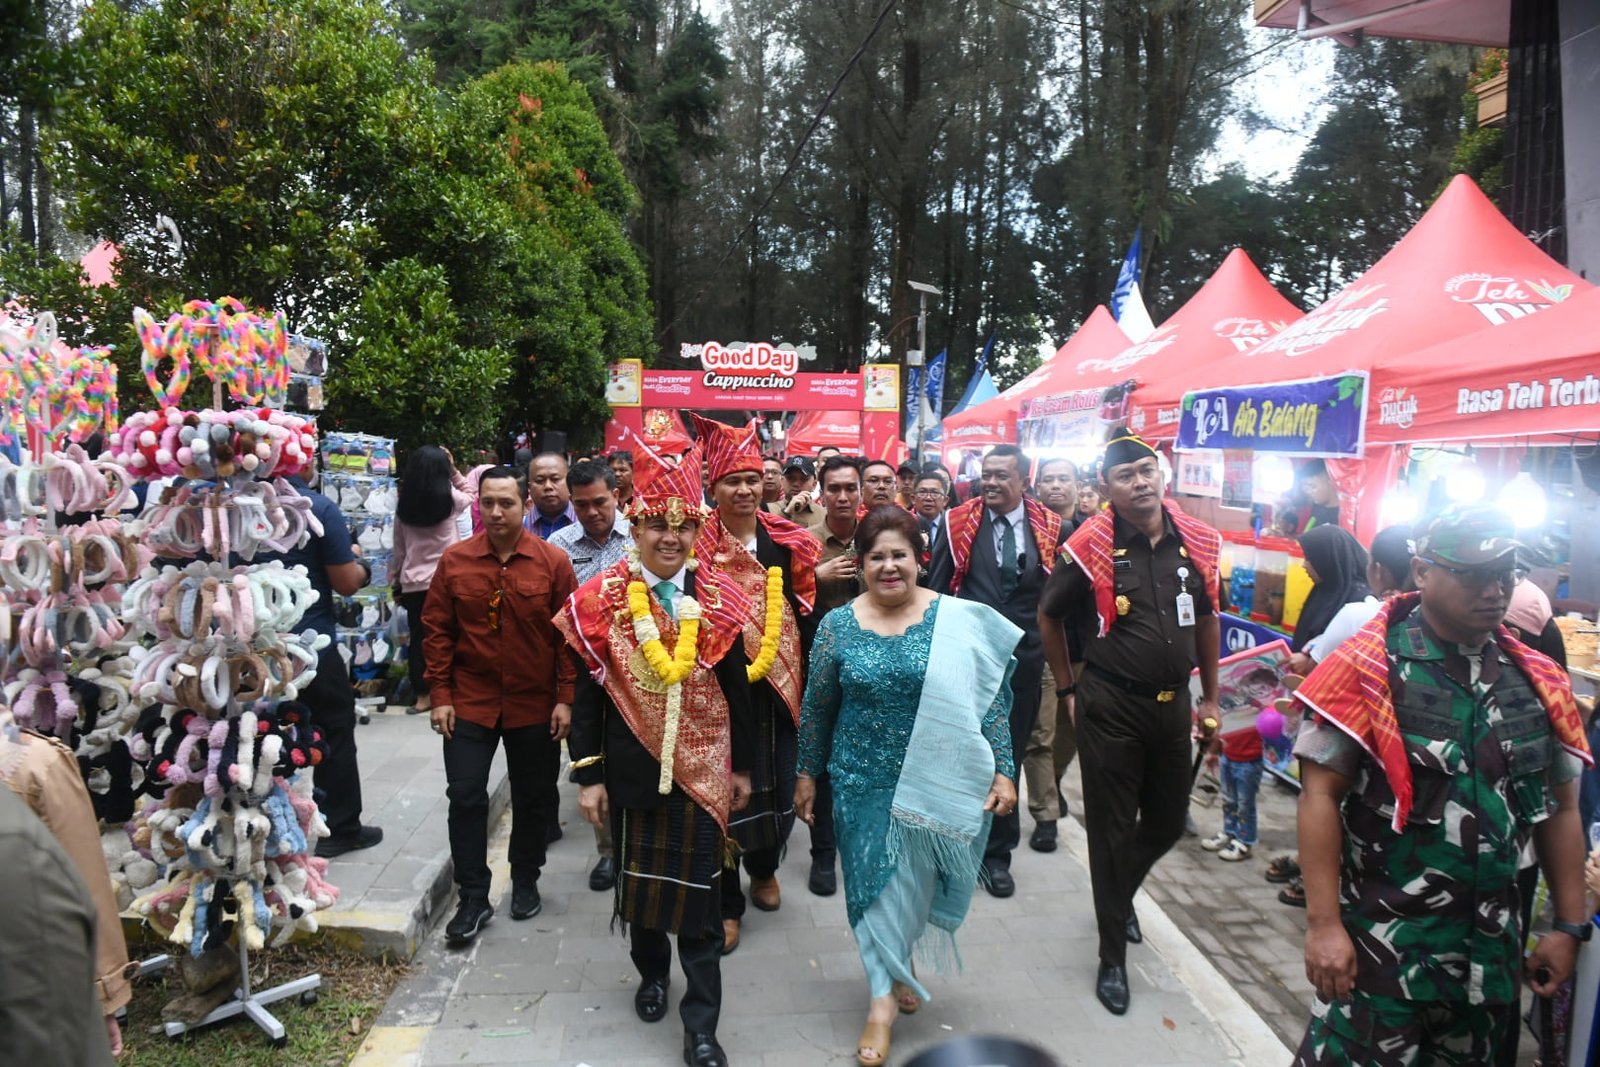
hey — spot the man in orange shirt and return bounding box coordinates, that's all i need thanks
[424,465,579,946]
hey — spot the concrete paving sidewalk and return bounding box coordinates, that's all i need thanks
[315,709,511,959]
[350,770,1291,1067]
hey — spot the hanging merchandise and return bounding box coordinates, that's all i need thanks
[104,300,334,1045]
[283,334,326,412]
[321,432,398,710]
[0,310,121,448]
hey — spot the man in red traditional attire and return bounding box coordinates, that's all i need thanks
[927,443,1061,897]
[557,441,753,1067]
[687,414,820,955]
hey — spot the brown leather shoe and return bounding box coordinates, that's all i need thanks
[750,875,781,912]
[721,917,741,955]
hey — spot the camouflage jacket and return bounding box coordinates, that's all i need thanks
[1301,609,1565,1005]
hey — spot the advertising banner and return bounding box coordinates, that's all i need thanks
[1016,382,1133,451]
[1177,372,1368,458]
[1175,450,1223,498]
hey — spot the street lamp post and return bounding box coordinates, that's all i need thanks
[907,280,941,458]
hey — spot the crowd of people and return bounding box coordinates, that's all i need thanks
[13,418,1594,1067]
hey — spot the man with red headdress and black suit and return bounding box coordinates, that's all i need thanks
[1037,432,1223,1017]
[687,413,820,956]
[557,441,754,1067]
[926,443,1060,898]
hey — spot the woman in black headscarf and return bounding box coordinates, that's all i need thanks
[1292,525,1372,653]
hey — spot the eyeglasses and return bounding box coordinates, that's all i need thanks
[1424,559,1516,591]
[914,489,945,498]
[488,587,503,631]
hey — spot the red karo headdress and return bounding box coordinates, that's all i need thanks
[689,413,764,485]
[628,437,709,526]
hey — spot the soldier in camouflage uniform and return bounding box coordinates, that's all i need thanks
[1290,505,1592,1066]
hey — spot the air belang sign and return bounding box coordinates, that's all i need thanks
[680,341,799,390]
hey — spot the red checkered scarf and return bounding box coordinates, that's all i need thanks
[1063,499,1219,637]
[1294,591,1593,832]
[943,496,1061,595]
[694,510,820,614]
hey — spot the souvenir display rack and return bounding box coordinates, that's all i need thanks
[321,432,398,714]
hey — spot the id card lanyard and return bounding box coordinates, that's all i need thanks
[1175,566,1196,627]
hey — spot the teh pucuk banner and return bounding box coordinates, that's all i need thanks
[1177,372,1368,459]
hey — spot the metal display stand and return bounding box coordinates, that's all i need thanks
[163,935,321,1047]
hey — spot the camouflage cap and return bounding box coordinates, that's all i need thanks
[1416,503,1521,566]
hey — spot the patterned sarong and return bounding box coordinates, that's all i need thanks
[616,792,726,940]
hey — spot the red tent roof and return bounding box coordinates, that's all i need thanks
[939,305,1130,451]
[786,409,863,454]
[1367,284,1600,444]
[1218,175,1592,391]
[1104,248,1302,436]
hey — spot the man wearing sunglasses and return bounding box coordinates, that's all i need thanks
[1290,504,1592,1066]
[423,465,579,946]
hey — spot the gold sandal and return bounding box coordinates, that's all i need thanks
[857,1021,891,1066]
[892,982,921,1015]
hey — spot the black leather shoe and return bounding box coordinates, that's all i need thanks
[445,898,493,946]
[1125,912,1142,944]
[1029,820,1058,853]
[545,818,563,845]
[589,856,618,892]
[510,883,541,920]
[683,1031,728,1067]
[1096,963,1130,1015]
[315,824,384,859]
[984,861,1015,898]
[807,859,837,896]
[634,976,669,1023]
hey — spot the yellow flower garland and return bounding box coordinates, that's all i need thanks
[746,566,785,683]
[627,580,700,686]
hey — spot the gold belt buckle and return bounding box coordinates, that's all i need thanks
[1156,689,1175,702]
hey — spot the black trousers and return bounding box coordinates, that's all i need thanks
[397,589,429,700]
[982,647,1044,870]
[302,645,363,838]
[1075,669,1192,967]
[444,718,560,900]
[808,773,836,866]
[722,714,797,920]
[631,928,723,1035]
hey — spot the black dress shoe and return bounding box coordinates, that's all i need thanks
[984,861,1015,898]
[589,856,618,892]
[1125,912,1142,944]
[683,1031,728,1067]
[634,976,669,1023]
[545,819,564,845]
[807,859,837,896]
[510,883,541,920]
[445,898,493,946]
[1096,963,1130,1015]
[1029,820,1058,853]
[315,824,384,859]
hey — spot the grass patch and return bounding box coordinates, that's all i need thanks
[120,937,408,1067]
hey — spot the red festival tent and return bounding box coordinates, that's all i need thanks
[1090,248,1303,437]
[1214,175,1593,387]
[1367,284,1600,444]
[785,409,866,455]
[939,305,1131,452]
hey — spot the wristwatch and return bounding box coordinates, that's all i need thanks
[1055,685,1076,698]
[1552,918,1593,943]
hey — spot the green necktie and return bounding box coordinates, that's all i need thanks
[654,580,677,619]
[999,516,1019,595]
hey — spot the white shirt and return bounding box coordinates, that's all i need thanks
[1304,596,1382,663]
[989,500,1029,568]
[642,563,688,604]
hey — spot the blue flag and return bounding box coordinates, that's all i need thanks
[904,364,922,437]
[924,348,947,408]
[1110,228,1142,320]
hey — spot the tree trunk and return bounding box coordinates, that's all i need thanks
[18,103,37,249]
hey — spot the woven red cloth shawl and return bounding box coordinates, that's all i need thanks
[1294,590,1593,832]
[1061,499,1220,638]
[943,496,1061,595]
[695,512,810,725]
[554,559,752,830]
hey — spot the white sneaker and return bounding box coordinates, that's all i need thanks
[1200,831,1232,852]
[1218,840,1253,862]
